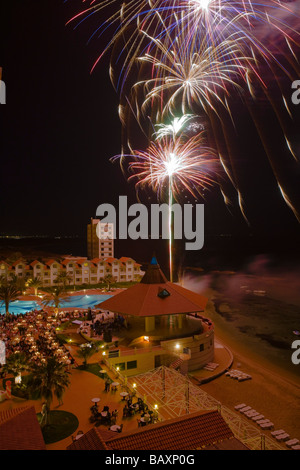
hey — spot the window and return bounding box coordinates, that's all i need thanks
[158,288,170,299]
[200,344,204,352]
[127,360,137,370]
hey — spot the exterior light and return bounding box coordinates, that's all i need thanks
[102,351,106,356]
[154,404,158,409]
[15,375,22,384]
[133,383,136,388]
[144,336,149,342]
[175,343,180,349]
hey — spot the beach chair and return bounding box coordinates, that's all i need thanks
[286,439,299,448]
[239,406,251,412]
[245,410,259,418]
[260,422,274,430]
[234,403,246,410]
[251,414,264,421]
[239,406,252,413]
[271,430,285,437]
[291,445,300,450]
[275,433,290,442]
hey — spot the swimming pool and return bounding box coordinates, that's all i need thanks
[0,300,41,315]
[57,294,112,309]
[0,294,112,315]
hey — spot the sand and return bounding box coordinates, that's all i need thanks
[197,297,300,442]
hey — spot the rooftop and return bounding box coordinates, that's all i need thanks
[67,409,245,451]
[99,257,208,317]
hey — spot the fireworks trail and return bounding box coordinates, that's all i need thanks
[66,0,300,242]
[112,132,219,279]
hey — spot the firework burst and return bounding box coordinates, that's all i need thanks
[121,132,219,200]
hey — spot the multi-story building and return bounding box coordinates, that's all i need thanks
[0,256,143,287]
[87,218,114,260]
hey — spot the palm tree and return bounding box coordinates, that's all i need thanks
[8,273,27,294]
[28,357,71,426]
[3,352,29,380]
[41,286,69,309]
[28,276,42,296]
[54,271,73,290]
[76,342,100,369]
[0,276,21,315]
[103,274,114,291]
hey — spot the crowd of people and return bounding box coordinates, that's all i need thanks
[0,309,75,370]
[78,308,126,343]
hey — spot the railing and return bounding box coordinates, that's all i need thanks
[108,345,164,357]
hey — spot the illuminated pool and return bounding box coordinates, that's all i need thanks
[0,300,41,315]
[57,294,112,309]
[0,294,112,315]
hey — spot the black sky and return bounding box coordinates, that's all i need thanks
[0,0,299,251]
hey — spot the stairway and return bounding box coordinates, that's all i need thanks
[169,358,184,370]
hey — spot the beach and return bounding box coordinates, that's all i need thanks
[198,293,300,442]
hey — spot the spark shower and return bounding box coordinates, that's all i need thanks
[66,0,300,278]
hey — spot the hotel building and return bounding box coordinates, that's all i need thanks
[0,256,143,287]
[87,218,114,259]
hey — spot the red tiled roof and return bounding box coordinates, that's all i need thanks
[66,428,110,450]
[0,261,9,267]
[44,259,59,266]
[30,260,44,267]
[0,406,46,450]
[67,410,235,451]
[99,283,207,317]
[99,259,207,316]
[11,260,26,267]
[104,257,118,264]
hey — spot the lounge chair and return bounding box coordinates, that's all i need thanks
[251,414,264,421]
[271,430,285,437]
[275,433,290,441]
[234,403,246,410]
[286,439,299,447]
[239,406,251,413]
[260,422,274,430]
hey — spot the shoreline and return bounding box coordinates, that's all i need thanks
[198,297,300,441]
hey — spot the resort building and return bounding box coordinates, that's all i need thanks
[67,409,248,450]
[87,218,114,259]
[99,257,215,376]
[0,256,143,287]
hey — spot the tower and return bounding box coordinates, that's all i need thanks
[87,218,114,259]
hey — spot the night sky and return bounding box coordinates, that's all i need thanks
[1,1,299,259]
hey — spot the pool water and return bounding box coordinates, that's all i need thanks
[0,300,41,315]
[0,294,112,315]
[57,294,112,309]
